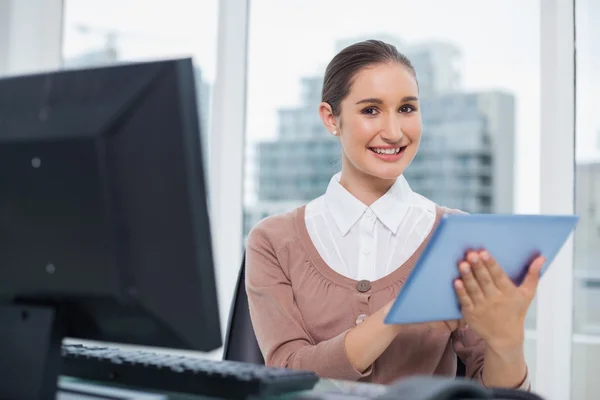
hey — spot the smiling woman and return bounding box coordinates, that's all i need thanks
[318,41,421,192]
[244,39,537,390]
[242,12,543,380]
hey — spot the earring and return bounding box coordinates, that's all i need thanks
[332,130,338,136]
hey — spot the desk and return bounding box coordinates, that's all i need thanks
[57,376,388,400]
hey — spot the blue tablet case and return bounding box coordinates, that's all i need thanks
[384,213,579,325]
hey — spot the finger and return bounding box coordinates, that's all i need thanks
[458,261,485,302]
[520,256,545,295]
[467,252,498,297]
[480,250,514,291]
[454,278,474,312]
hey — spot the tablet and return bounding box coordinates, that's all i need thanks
[384,213,579,325]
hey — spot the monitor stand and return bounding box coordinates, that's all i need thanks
[0,303,65,400]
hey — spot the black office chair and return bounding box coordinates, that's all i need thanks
[222,251,467,377]
[223,252,265,364]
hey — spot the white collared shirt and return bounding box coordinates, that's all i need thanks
[304,172,437,282]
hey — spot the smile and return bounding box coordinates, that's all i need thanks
[369,146,406,155]
[368,146,407,161]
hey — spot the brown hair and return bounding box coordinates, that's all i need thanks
[321,39,417,117]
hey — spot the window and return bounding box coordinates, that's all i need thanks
[244,0,540,384]
[573,0,600,397]
[61,0,218,173]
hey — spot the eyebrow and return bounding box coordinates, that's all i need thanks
[355,96,419,105]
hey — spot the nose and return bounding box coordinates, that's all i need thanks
[380,114,403,144]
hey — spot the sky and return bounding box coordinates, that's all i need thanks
[62,0,599,213]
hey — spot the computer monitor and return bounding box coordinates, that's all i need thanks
[0,58,221,399]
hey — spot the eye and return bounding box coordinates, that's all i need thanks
[399,104,417,113]
[361,107,379,116]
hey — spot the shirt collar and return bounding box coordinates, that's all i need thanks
[324,172,367,236]
[369,175,413,234]
[324,172,415,236]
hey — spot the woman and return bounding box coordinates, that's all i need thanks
[245,39,541,389]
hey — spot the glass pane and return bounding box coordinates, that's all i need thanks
[573,0,600,398]
[244,0,540,385]
[61,0,218,173]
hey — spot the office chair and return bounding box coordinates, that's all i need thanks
[223,251,265,364]
[222,251,467,377]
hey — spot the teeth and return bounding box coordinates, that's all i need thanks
[372,148,401,155]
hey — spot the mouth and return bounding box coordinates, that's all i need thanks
[369,146,406,155]
[368,145,407,161]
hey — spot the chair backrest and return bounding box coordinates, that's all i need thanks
[456,357,466,377]
[222,251,467,376]
[222,252,265,364]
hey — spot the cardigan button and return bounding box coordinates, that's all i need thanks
[356,280,371,293]
[356,313,368,325]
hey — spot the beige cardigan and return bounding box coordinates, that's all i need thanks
[246,204,528,388]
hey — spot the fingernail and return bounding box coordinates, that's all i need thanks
[480,251,489,260]
[469,254,478,263]
[460,263,470,274]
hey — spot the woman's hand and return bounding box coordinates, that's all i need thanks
[344,295,467,374]
[454,250,545,352]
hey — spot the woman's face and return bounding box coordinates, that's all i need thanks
[323,62,421,181]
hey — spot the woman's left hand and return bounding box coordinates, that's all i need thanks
[454,250,545,352]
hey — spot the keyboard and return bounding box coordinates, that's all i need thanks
[61,344,319,399]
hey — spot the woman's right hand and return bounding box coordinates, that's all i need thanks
[345,298,465,373]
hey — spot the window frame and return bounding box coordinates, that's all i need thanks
[536,0,575,398]
[209,0,249,335]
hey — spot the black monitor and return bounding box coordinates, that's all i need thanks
[0,58,221,399]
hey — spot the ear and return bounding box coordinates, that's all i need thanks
[318,102,338,135]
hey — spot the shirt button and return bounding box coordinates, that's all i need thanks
[365,209,373,218]
[356,280,371,292]
[362,247,371,255]
[356,314,368,325]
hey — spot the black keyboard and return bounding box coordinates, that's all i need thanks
[61,344,319,399]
